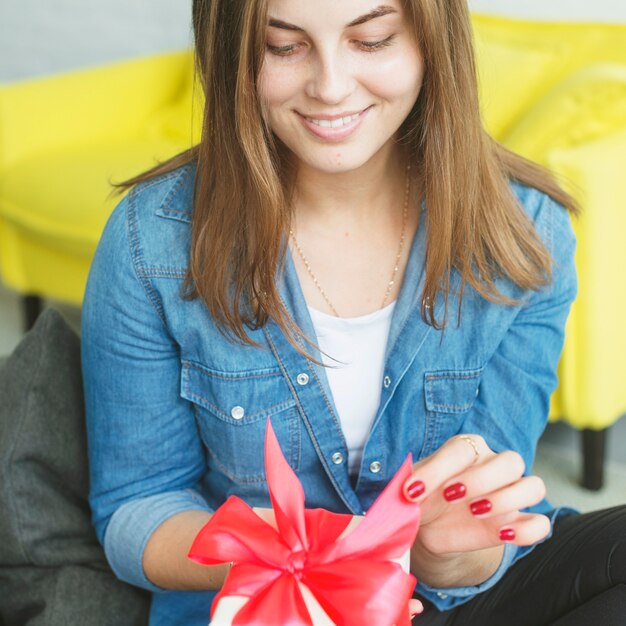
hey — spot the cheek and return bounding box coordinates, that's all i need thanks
[258,64,301,109]
[362,54,424,105]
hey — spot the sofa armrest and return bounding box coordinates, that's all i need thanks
[503,64,626,428]
[0,50,193,169]
[502,63,626,160]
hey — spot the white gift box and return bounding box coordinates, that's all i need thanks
[211,551,410,626]
[210,510,411,626]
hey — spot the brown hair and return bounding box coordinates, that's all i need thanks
[121,0,577,353]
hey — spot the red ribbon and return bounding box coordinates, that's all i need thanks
[188,419,421,626]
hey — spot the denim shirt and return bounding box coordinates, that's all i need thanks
[82,164,577,625]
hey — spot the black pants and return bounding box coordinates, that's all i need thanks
[414,505,626,626]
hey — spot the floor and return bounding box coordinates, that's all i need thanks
[1,280,624,512]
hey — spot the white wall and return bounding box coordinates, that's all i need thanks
[0,0,192,82]
[468,0,626,21]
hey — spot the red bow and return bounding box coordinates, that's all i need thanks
[188,420,421,626]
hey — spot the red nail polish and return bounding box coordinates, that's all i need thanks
[443,482,466,501]
[470,499,492,515]
[499,528,516,541]
[406,480,426,500]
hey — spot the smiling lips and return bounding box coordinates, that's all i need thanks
[306,111,361,128]
[298,106,372,140]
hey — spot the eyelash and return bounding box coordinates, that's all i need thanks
[267,35,396,57]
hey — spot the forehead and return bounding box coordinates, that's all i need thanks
[266,0,406,29]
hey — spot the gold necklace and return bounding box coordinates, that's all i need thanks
[290,164,411,317]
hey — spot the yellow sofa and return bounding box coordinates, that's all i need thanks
[0,15,625,488]
[473,14,626,488]
[0,50,200,324]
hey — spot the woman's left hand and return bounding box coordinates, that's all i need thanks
[403,434,551,587]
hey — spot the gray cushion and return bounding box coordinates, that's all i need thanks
[0,308,149,625]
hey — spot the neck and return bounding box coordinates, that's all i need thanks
[287,145,420,318]
[292,146,409,230]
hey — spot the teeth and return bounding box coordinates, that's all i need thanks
[307,112,360,128]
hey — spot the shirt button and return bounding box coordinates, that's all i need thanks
[369,461,382,474]
[475,387,480,397]
[230,406,245,420]
[331,452,344,465]
[296,373,309,386]
[437,592,448,600]
[383,375,392,389]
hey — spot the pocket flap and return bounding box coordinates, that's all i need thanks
[424,368,482,414]
[181,359,296,423]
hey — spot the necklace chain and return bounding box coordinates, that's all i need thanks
[290,164,411,317]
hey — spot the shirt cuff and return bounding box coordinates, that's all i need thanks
[415,542,519,611]
[415,505,579,611]
[103,488,213,592]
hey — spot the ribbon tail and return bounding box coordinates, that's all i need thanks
[265,419,309,551]
[232,572,314,626]
[303,559,416,626]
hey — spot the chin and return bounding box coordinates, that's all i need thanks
[308,160,365,175]
[296,149,383,175]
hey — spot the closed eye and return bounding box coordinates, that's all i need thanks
[356,35,396,52]
[266,43,302,56]
[267,35,396,57]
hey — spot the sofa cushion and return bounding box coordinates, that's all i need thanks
[0,308,149,625]
[0,565,147,626]
[0,307,95,566]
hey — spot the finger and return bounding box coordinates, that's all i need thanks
[437,450,526,505]
[467,475,546,519]
[404,434,491,502]
[408,598,423,617]
[496,512,551,546]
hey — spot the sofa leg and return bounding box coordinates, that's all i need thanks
[22,295,44,332]
[581,428,607,491]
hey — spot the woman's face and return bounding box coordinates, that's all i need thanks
[257,0,424,175]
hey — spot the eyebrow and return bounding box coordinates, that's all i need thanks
[268,5,398,32]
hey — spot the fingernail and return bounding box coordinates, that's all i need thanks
[499,528,516,541]
[406,480,426,500]
[443,482,466,501]
[470,499,492,516]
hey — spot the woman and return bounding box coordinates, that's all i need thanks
[82,0,625,624]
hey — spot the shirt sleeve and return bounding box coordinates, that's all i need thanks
[415,191,578,609]
[81,191,212,592]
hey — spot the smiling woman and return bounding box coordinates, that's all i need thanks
[80,1,626,625]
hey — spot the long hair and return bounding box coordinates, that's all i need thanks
[121,0,577,353]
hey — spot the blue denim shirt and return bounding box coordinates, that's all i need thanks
[82,164,577,625]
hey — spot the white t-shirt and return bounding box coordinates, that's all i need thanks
[308,301,395,475]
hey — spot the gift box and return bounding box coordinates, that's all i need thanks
[189,420,421,626]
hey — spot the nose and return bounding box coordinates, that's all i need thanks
[305,48,356,105]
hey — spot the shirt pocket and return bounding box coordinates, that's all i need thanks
[420,368,483,457]
[180,359,299,484]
